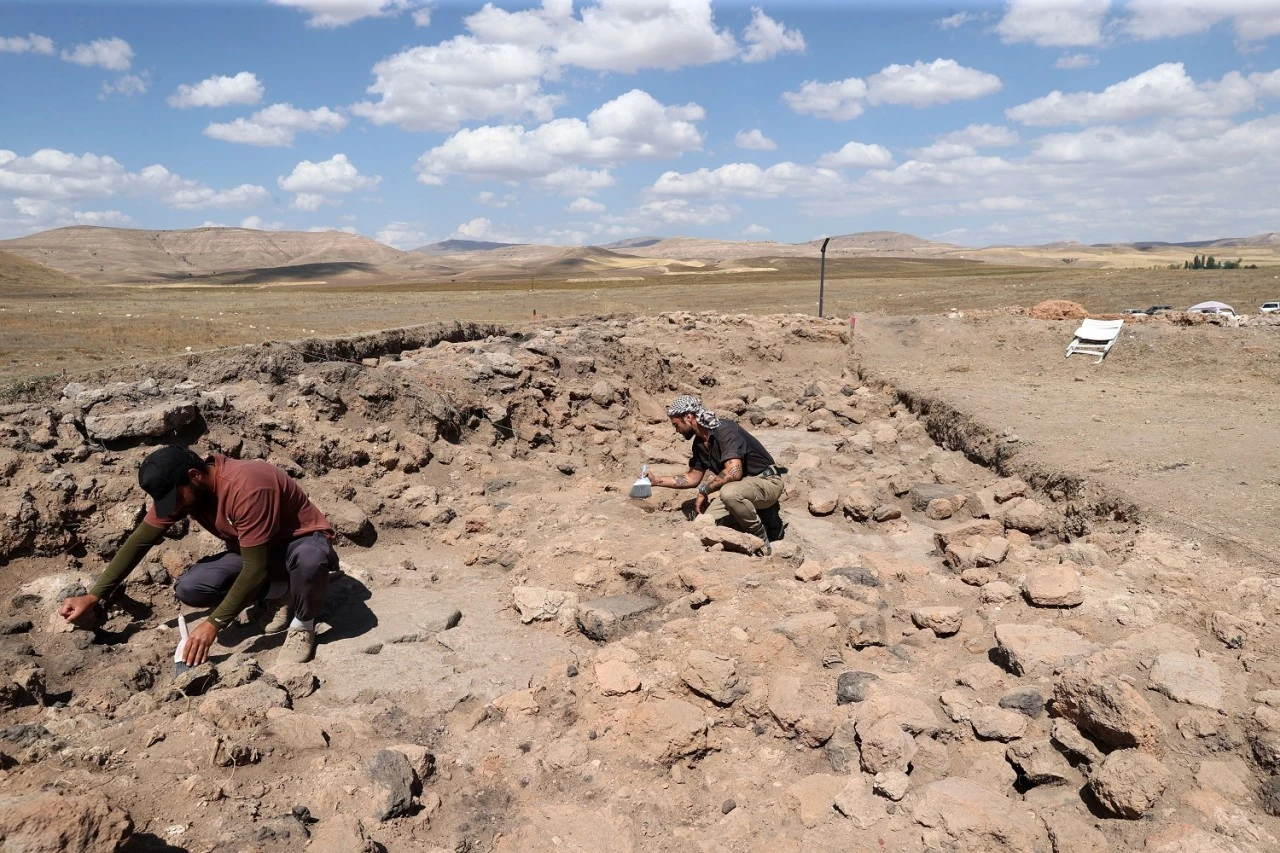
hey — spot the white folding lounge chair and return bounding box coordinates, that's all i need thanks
[1065,318,1124,363]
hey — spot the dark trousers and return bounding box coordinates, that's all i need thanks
[174,532,337,622]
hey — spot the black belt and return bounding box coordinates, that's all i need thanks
[759,465,787,477]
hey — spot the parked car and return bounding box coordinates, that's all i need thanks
[1261,301,1280,314]
[1122,308,1147,315]
[1145,305,1174,315]
[1188,301,1236,316]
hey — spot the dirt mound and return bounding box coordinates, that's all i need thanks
[1030,299,1089,320]
[1,313,1276,852]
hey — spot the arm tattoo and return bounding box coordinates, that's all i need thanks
[723,459,743,481]
[673,474,690,488]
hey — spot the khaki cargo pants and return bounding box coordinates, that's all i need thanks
[704,472,784,537]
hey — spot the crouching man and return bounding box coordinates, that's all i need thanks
[60,446,337,665]
[645,395,786,553]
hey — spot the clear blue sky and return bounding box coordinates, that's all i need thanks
[2,0,1279,248]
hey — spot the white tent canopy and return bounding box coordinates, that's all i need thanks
[1188,300,1235,312]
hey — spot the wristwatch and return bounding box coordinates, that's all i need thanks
[697,483,711,495]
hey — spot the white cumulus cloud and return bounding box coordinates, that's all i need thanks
[742,7,805,63]
[1121,0,1280,44]
[1007,62,1280,126]
[636,198,736,226]
[278,154,379,211]
[168,72,264,108]
[0,33,54,55]
[936,12,980,30]
[449,216,522,242]
[649,161,845,199]
[0,198,133,238]
[270,0,413,28]
[0,148,268,209]
[1055,52,1098,69]
[867,59,1002,107]
[568,197,606,213]
[466,0,738,74]
[817,142,894,169]
[241,215,286,230]
[995,0,1111,47]
[352,37,558,132]
[61,37,133,71]
[784,59,1000,119]
[376,220,434,248]
[782,77,868,121]
[100,73,149,99]
[415,89,702,189]
[205,104,347,146]
[734,129,777,151]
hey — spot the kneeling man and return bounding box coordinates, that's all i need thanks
[646,395,786,552]
[60,446,337,665]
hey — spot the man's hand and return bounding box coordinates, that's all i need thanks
[183,620,219,667]
[694,492,709,515]
[59,594,100,627]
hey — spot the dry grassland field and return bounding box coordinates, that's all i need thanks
[4,256,1280,384]
[2,238,1280,851]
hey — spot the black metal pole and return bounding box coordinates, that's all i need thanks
[818,237,831,317]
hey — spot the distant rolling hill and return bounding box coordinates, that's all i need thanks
[4,226,1279,286]
[0,250,92,296]
[0,226,430,283]
[413,239,524,254]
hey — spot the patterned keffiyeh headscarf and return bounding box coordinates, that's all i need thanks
[667,395,720,429]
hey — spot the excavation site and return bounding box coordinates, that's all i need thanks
[1,310,1278,852]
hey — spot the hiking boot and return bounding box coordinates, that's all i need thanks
[759,503,786,541]
[259,596,291,634]
[279,627,316,664]
[745,521,772,557]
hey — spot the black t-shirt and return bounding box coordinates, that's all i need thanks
[689,420,776,476]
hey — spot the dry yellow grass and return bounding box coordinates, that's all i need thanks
[2,256,1277,388]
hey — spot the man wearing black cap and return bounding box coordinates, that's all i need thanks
[644,395,786,554]
[59,446,337,665]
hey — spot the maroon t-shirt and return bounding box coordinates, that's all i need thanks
[144,455,332,551]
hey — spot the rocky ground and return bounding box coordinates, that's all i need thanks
[0,312,1277,852]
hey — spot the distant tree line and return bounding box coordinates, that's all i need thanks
[1177,255,1256,269]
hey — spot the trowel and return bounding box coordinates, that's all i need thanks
[173,613,190,676]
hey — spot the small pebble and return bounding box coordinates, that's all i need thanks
[721,799,736,814]
[567,664,578,678]
[362,643,383,655]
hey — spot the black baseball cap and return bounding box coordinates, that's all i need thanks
[138,446,199,518]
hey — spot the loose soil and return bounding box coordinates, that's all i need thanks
[1,310,1278,852]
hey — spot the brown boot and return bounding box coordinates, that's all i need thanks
[279,627,316,664]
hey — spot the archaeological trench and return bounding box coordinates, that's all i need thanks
[0,312,1277,852]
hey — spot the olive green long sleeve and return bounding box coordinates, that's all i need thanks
[206,544,270,630]
[88,522,165,601]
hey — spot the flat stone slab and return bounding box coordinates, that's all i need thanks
[84,401,199,441]
[577,594,660,641]
[1148,652,1225,711]
[993,624,1100,677]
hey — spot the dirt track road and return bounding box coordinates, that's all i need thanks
[857,313,1280,569]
